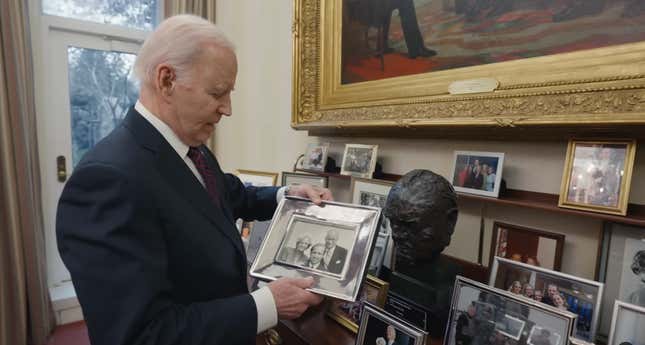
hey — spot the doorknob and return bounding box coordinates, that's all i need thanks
[57,156,67,182]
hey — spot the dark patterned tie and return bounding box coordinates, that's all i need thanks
[188,147,219,205]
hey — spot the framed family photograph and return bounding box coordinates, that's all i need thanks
[351,177,395,276]
[597,223,645,337]
[302,142,330,172]
[451,151,505,198]
[607,301,645,345]
[236,169,278,187]
[356,302,426,345]
[249,196,381,301]
[489,222,565,271]
[489,257,604,342]
[446,276,577,345]
[327,275,389,333]
[341,144,379,178]
[281,171,329,188]
[558,139,637,215]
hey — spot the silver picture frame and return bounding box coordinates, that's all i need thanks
[607,300,645,345]
[489,257,604,342]
[281,171,329,188]
[446,276,578,345]
[249,196,381,301]
[356,302,427,345]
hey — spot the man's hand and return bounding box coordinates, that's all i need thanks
[267,277,324,319]
[287,184,333,205]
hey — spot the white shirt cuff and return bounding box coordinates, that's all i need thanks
[276,186,288,203]
[251,286,278,333]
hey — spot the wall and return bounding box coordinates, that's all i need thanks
[215,1,645,280]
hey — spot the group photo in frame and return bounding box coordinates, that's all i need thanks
[597,223,645,337]
[451,151,505,197]
[489,222,565,271]
[445,276,577,345]
[558,139,637,216]
[281,171,329,188]
[301,142,330,172]
[327,275,389,333]
[356,302,426,345]
[292,0,645,131]
[249,196,381,301]
[607,300,645,345]
[341,144,379,178]
[350,177,395,276]
[489,257,604,342]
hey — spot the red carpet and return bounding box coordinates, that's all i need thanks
[47,322,90,345]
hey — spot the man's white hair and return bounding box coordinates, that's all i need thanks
[375,337,386,345]
[134,14,235,88]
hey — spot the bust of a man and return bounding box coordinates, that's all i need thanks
[383,169,459,336]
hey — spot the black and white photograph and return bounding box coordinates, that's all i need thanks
[445,277,577,345]
[275,215,356,278]
[598,224,645,336]
[281,171,329,188]
[489,257,603,342]
[350,178,395,276]
[607,301,645,345]
[341,144,379,178]
[356,303,426,345]
[527,326,561,345]
[451,151,505,198]
[249,197,381,301]
[302,142,330,172]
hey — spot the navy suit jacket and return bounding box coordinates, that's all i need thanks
[56,108,279,345]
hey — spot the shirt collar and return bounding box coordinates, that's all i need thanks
[135,100,190,158]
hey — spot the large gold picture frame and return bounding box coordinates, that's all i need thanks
[292,0,645,133]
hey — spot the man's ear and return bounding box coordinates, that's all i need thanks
[156,64,176,97]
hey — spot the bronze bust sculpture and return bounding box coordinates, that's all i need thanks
[383,169,459,337]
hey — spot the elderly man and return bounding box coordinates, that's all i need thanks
[56,15,329,345]
[322,229,348,274]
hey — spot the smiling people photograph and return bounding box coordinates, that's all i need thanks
[56,15,334,345]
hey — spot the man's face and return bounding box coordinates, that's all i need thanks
[547,285,558,297]
[310,246,324,265]
[325,233,338,249]
[390,207,453,263]
[169,45,237,146]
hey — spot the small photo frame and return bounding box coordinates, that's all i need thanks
[597,223,645,337]
[558,139,637,216]
[341,144,378,178]
[236,169,278,187]
[607,301,645,345]
[281,171,329,188]
[357,302,427,345]
[489,257,603,342]
[302,142,330,172]
[489,222,565,271]
[249,196,381,301]
[327,275,389,333]
[350,177,395,276]
[450,151,505,198]
[446,276,577,345]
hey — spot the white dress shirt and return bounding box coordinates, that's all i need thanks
[135,101,278,333]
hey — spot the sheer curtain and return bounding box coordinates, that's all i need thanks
[0,0,55,345]
[165,0,217,151]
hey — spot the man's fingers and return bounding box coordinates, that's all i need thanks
[291,276,315,289]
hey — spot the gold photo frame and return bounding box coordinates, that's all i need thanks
[558,139,637,216]
[327,275,389,333]
[235,169,279,187]
[292,1,645,133]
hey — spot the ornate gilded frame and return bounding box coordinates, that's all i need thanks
[327,275,389,333]
[292,0,645,132]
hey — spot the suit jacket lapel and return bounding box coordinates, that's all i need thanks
[122,108,246,261]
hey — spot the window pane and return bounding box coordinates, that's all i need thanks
[68,47,138,166]
[43,0,158,30]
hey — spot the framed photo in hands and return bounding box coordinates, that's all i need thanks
[249,196,381,301]
[356,302,426,345]
[327,275,389,333]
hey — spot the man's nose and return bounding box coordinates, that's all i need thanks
[219,94,232,116]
